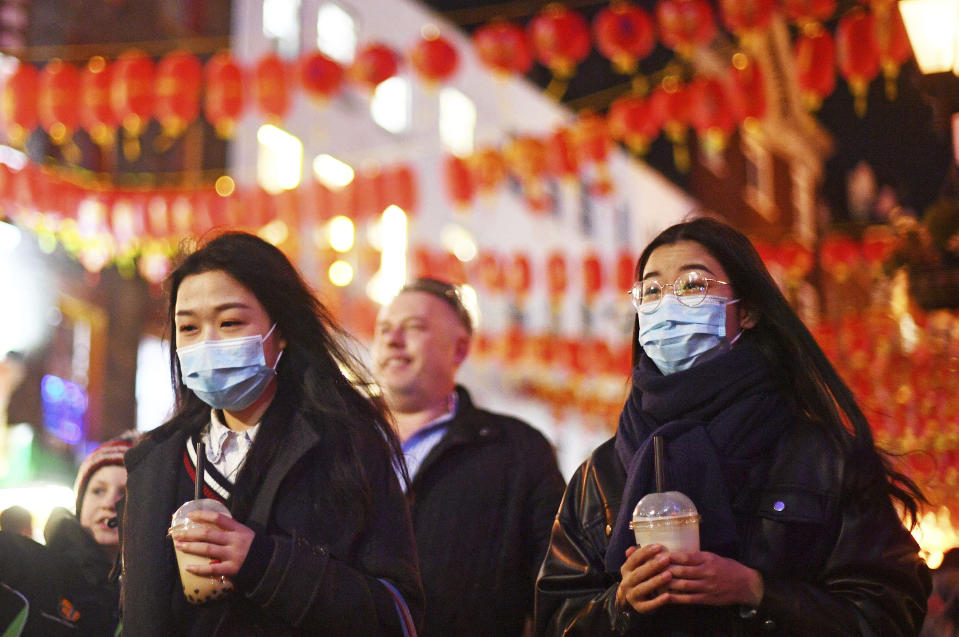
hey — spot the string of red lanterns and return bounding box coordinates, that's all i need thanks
[0,160,417,277]
[2,1,913,169]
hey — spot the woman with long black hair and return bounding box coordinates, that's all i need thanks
[121,232,422,635]
[536,217,930,636]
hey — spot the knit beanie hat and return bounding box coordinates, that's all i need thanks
[74,431,139,516]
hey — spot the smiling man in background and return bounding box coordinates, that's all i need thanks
[372,277,565,637]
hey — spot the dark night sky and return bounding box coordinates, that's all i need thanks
[424,0,955,221]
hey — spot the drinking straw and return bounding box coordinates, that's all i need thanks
[653,435,665,493]
[195,441,205,501]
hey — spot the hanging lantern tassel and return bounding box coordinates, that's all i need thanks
[205,53,245,139]
[528,5,591,100]
[1,63,39,148]
[111,50,155,162]
[609,94,662,156]
[651,76,691,173]
[505,137,550,212]
[38,59,82,163]
[546,252,567,328]
[794,25,836,111]
[837,8,880,118]
[875,3,911,102]
[593,3,655,76]
[80,56,118,150]
[689,76,735,156]
[154,51,202,152]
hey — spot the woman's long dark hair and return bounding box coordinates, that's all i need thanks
[164,231,406,525]
[632,216,925,524]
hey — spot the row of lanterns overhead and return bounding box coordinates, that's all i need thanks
[477,0,911,114]
[0,160,417,277]
[1,1,912,168]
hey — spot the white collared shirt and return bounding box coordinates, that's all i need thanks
[202,409,259,483]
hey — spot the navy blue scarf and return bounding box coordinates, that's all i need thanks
[605,340,792,574]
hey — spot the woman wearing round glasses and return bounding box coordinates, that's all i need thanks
[536,217,929,636]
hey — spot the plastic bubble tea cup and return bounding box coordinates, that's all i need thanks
[168,498,235,604]
[628,490,700,552]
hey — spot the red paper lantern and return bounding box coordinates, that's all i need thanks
[438,251,468,285]
[719,0,776,35]
[573,111,612,164]
[546,128,580,178]
[649,77,692,170]
[80,56,116,147]
[820,234,861,282]
[505,136,548,181]
[861,225,897,267]
[608,94,661,155]
[781,0,836,24]
[154,50,202,137]
[470,148,507,193]
[38,59,80,144]
[381,163,418,214]
[300,51,345,101]
[1,63,38,145]
[473,21,532,75]
[352,170,384,221]
[794,27,836,110]
[656,0,717,56]
[593,3,655,74]
[350,43,400,89]
[254,54,290,120]
[443,154,474,208]
[727,54,767,122]
[583,252,604,299]
[204,52,245,139]
[504,136,549,209]
[837,8,880,117]
[689,76,735,153]
[475,252,505,292]
[506,253,532,297]
[410,33,459,84]
[650,78,691,139]
[411,245,435,279]
[875,4,911,99]
[546,252,568,298]
[111,50,155,136]
[527,5,591,78]
[616,250,637,291]
[778,239,814,280]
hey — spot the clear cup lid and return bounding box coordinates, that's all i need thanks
[169,498,231,535]
[632,490,699,522]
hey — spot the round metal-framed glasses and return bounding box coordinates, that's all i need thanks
[628,271,730,314]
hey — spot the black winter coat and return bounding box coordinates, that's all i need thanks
[121,406,423,636]
[535,425,931,636]
[409,386,565,637]
[0,513,118,636]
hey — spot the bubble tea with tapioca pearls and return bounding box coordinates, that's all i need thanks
[168,499,235,604]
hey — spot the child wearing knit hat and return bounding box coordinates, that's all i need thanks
[0,431,139,634]
[70,431,138,561]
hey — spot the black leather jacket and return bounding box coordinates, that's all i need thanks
[535,424,930,636]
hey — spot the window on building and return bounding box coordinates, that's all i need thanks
[316,2,357,64]
[263,0,301,59]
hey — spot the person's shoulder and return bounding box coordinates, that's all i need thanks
[573,437,621,482]
[125,414,198,468]
[768,419,847,490]
[457,389,549,440]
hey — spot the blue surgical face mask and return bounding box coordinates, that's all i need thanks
[177,324,283,411]
[637,295,742,375]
